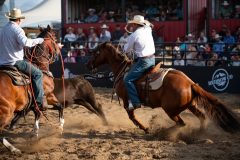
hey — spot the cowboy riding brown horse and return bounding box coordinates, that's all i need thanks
[0,25,62,154]
[87,42,240,134]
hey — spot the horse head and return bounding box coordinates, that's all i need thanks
[25,25,60,71]
[87,42,130,73]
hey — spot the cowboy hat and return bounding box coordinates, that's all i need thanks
[222,1,229,6]
[101,24,109,29]
[144,20,154,28]
[88,8,96,12]
[79,45,84,49]
[215,34,222,39]
[67,27,74,32]
[127,15,145,25]
[5,8,25,19]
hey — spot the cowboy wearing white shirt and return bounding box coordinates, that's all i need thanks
[123,15,155,111]
[0,8,46,111]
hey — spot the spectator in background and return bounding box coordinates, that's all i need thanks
[75,27,87,46]
[219,24,228,39]
[186,44,198,66]
[219,1,233,19]
[98,9,108,23]
[197,31,208,54]
[88,26,97,39]
[223,29,235,52]
[108,11,116,22]
[159,10,167,21]
[233,27,240,42]
[230,53,240,66]
[76,45,88,64]
[193,54,205,66]
[145,3,159,21]
[99,24,111,42]
[207,53,218,66]
[119,32,129,49]
[197,31,208,44]
[112,24,123,42]
[64,46,77,63]
[85,8,99,23]
[88,33,99,51]
[209,29,217,47]
[212,34,225,57]
[63,27,76,42]
[231,42,240,55]
[173,53,184,66]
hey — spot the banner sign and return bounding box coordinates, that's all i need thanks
[50,63,240,93]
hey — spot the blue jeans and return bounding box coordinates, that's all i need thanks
[123,56,155,106]
[15,60,44,105]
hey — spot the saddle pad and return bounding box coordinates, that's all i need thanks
[148,68,174,90]
[0,67,30,86]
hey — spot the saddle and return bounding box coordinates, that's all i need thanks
[135,62,173,90]
[0,65,31,86]
[134,62,174,106]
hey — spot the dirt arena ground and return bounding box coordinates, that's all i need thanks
[0,87,240,160]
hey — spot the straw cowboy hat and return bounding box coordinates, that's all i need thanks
[67,27,74,32]
[144,20,154,28]
[127,15,145,25]
[101,24,109,29]
[222,1,229,6]
[5,8,25,19]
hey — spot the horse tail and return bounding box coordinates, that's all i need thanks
[191,83,240,133]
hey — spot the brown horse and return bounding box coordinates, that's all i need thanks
[0,25,61,154]
[87,42,240,134]
[10,75,108,128]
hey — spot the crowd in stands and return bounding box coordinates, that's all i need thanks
[172,25,240,67]
[62,18,240,67]
[62,23,128,63]
[67,1,183,24]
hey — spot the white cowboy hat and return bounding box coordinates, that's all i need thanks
[101,24,109,29]
[88,8,96,12]
[187,33,193,37]
[5,8,25,19]
[222,1,229,6]
[215,34,222,39]
[127,15,145,25]
[79,45,84,49]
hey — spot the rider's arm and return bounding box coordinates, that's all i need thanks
[123,33,136,53]
[16,28,44,48]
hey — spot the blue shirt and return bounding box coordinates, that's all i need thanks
[0,21,42,65]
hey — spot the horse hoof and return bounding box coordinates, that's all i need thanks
[12,148,21,155]
[144,128,150,134]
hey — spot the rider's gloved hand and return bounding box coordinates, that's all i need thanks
[35,38,44,44]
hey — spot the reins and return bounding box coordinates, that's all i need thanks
[110,47,131,104]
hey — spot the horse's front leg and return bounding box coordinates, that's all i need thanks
[32,109,41,137]
[123,100,149,133]
[1,138,21,154]
[51,103,65,134]
[47,94,64,134]
[57,103,64,134]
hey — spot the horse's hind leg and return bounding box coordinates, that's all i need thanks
[169,115,186,127]
[188,105,206,130]
[75,99,108,125]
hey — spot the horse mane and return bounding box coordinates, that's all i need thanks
[103,42,130,62]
